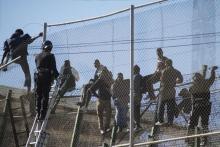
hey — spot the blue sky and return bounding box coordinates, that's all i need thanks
[0,0,159,45]
[0,0,219,89]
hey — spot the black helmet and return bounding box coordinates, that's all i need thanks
[15,29,24,35]
[43,40,53,51]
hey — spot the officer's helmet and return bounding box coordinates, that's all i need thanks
[43,40,53,51]
[15,29,24,36]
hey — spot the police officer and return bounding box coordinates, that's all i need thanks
[35,40,59,120]
[188,66,217,143]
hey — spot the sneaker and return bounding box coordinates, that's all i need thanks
[155,121,164,126]
[117,127,123,133]
[100,129,105,135]
[105,128,111,133]
[134,125,142,132]
[2,67,7,72]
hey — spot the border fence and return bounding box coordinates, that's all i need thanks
[1,0,220,147]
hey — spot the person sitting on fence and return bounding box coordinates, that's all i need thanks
[88,67,113,135]
[2,29,43,92]
[176,88,192,116]
[187,66,217,144]
[51,60,79,114]
[134,65,144,130]
[142,48,169,100]
[77,59,106,108]
[156,59,183,126]
[0,29,23,71]
[111,73,129,132]
[35,40,59,120]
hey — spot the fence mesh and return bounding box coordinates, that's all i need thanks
[0,0,220,147]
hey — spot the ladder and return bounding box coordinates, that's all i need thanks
[0,90,30,147]
[25,82,60,147]
[0,56,21,71]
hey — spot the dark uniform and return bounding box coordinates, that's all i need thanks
[35,40,59,120]
[188,66,217,138]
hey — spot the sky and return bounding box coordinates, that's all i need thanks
[0,0,160,45]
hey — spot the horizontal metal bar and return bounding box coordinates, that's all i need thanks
[0,56,21,71]
[48,8,130,27]
[135,0,168,9]
[113,131,220,147]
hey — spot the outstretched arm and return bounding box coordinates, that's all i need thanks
[206,66,217,87]
[28,32,43,44]
[176,70,183,84]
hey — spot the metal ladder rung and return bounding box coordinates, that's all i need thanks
[11,107,21,110]
[13,115,23,118]
[16,131,26,134]
[30,142,37,145]
[34,130,40,133]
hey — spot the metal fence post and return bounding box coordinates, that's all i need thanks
[129,5,134,147]
[43,22,47,42]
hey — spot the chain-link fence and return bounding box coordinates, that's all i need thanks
[1,0,220,147]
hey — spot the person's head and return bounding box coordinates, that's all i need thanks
[134,65,140,74]
[192,72,203,83]
[117,72,124,81]
[42,40,53,52]
[15,29,24,36]
[165,59,172,67]
[94,59,100,68]
[89,79,95,84]
[157,48,163,58]
[64,60,70,67]
[178,88,189,97]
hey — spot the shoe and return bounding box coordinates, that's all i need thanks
[165,122,173,126]
[155,121,164,126]
[2,67,7,72]
[105,128,111,133]
[134,127,141,132]
[134,125,142,131]
[100,129,105,135]
[117,127,123,133]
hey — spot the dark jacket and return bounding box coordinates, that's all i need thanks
[134,73,142,100]
[35,51,59,79]
[160,66,183,100]
[189,71,215,104]
[90,78,111,101]
[59,65,76,88]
